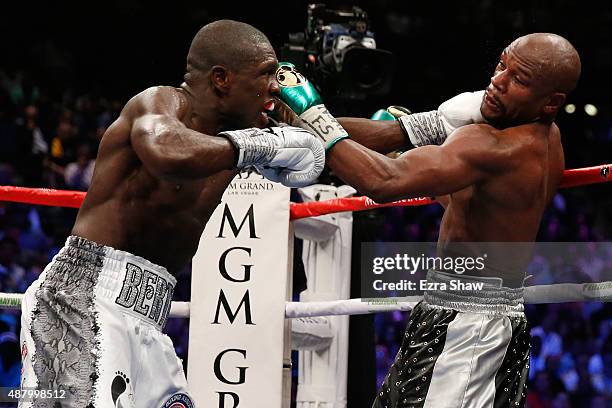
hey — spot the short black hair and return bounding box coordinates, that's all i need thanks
[186,20,272,75]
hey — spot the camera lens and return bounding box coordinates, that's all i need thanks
[352,60,381,88]
[342,47,393,93]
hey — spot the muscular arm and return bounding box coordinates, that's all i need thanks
[273,100,408,154]
[128,86,236,180]
[336,118,408,154]
[327,124,514,203]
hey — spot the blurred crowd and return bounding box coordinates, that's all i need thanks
[0,68,610,407]
[0,69,193,391]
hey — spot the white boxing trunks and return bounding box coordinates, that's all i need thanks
[373,270,529,408]
[19,236,194,408]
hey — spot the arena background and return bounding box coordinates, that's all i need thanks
[0,1,610,407]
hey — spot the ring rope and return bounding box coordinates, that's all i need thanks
[0,164,608,219]
[290,163,611,219]
[2,279,610,319]
[0,163,609,317]
[0,186,85,208]
[285,281,612,318]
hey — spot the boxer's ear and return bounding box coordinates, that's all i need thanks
[211,65,231,95]
[542,92,566,116]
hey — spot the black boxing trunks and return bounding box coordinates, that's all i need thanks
[373,270,529,408]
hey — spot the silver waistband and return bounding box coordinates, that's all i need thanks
[422,270,525,317]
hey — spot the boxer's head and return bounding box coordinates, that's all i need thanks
[184,20,280,130]
[481,33,581,127]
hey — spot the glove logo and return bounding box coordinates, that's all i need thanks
[276,64,307,88]
[161,393,194,408]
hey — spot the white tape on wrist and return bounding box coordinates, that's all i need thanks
[299,105,348,147]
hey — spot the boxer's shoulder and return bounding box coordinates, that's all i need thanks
[450,123,542,150]
[123,86,189,119]
[445,123,499,146]
[443,124,527,173]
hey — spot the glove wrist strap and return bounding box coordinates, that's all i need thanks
[219,128,277,168]
[397,110,447,147]
[299,105,349,145]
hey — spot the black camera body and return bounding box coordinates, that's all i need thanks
[281,3,394,100]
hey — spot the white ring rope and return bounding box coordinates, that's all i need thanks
[285,298,421,318]
[1,281,610,318]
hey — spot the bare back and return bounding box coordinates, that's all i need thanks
[72,87,237,274]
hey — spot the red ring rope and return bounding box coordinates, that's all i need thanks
[0,187,85,208]
[0,164,609,220]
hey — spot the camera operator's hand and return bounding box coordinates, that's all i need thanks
[276,62,349,151]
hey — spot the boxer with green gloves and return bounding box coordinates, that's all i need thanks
[276,62,350,151]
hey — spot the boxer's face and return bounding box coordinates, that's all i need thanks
[482,40,554,126]
[226,43,280,129]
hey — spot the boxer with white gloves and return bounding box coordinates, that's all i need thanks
[220,125,323,187]
[277,32,581,408]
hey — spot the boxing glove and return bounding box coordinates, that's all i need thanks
[276,62,349,151]
[397,91,485,147]
[219,126,325,188]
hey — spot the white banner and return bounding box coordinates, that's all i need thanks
[295,185,355,408]
[188,171,291,407]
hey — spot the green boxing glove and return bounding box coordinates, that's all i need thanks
[370,106,411,158]
[370,105,412,121]
[370,109,395,121]
[276,62,349,151]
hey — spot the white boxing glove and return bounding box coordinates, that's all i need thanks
[219,126,325,188]
[397,90,485,147]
